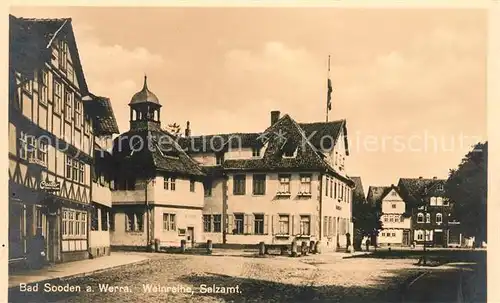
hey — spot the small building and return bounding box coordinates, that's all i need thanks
[85,95,119,258]
[367,185,412,247]
[398,177,461,247]
[110,77,205,250]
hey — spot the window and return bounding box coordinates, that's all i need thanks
[190,180,196,192]
[278,174,291,194]
[84,117,91,135]
[62,211,68,236]
[278,215,290,234]
[252,174,266,195]
[66,156,73,179]
[425,213,431,223]
[27,135,35,160]
[203,215,211,232]
[283,148,296,158]
[252,147,260,157]
[323,216,328,236]
[436,197,443,206]
[335,151,338,165]
[109,212,115,231]
[430,197,437,206]
[78,162,84,183]
[443,198,450,206]
[62,209,86,238]
[389,216,394,222]
[437,184,444,191]
[392,204,396,209]
[101,208,108,231]
[18,131,28,159]
[392,233,396,237]
[436,213,443,224]
[37,138,48,164]
[53,81,62,114]
[64,90,73,122]
[35,206,43,230]
[391,191,397,196]
[75,100,83,128]
[213,215,221,232]
[126,212,144,232]
[254,214,264,234]
[334,181,337,199]
[417,213,424,223]
[39,70,48,105]
[299,174,312,195]
[384,216,388,222]
[91,206,98,231]
[330,179,333,198]
[72,159,78,181]
[67,64,74,83]
[233,175,246,195]
[325,177,329,197]
[163,213,176,231]
[22,78,32,94]
[300,215,311,235]
[417,232,423,240]
[59,40,68,71]
[204,181,212,197]
[234,214,244,234]
[215,153,224,165]
[164,177,176,191]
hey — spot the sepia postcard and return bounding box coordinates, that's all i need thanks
[2,2,496,302]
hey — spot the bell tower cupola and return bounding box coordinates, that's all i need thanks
[129,75,162,131]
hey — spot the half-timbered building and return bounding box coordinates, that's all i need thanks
[8,15,112,265]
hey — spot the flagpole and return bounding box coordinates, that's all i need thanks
[326,55,331,122]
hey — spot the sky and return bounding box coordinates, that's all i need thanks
[10,7,487,192]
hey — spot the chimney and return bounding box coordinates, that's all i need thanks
[419,176,423,179]
[271,111,280,126]
[433,176,437,180]
[184,121,191,137]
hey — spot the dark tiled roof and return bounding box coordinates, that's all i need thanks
[84,95,120,135]
[298,120,348,154]
[366,186,392,205]
[179,133,262,153]
[112,129,204,177]
[9,15,89,93]
[397,177,445,205]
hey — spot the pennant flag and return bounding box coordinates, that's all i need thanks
[327,78,333,111]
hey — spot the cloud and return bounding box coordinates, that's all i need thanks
[72,23,168,133]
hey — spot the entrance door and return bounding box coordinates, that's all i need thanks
[187,227,194,247]
[46,215,58,262]
[434,231,444,247]
[402,230,410,246]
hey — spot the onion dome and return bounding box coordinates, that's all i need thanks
[129,75,160,105]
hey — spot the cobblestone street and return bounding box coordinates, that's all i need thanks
[10,252,431,303]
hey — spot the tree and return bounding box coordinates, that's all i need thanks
[352,193,383,250]
[445,141,487,245]
[165,123,181,137]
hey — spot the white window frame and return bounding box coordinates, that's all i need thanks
[299,174,312,195]
[53,80,62,115]
[436,213,443,224]
[163,213,176,231]
[425,213,431,223]
[18,131,28,159]
[417,213,424,223]
[278,214,290,235]
[299,215,311,235]
[278,175,291,194]
[64,90,73,122]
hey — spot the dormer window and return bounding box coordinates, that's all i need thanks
[437,184,444,191]
[252,147,261,158]
[216,153,224,165]
[283,148,297,158]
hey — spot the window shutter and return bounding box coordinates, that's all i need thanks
[293,215,300,236]
[245,214,253,234]
[264,215,269,234]
[227,214,234,234]
[272,215,279,235]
